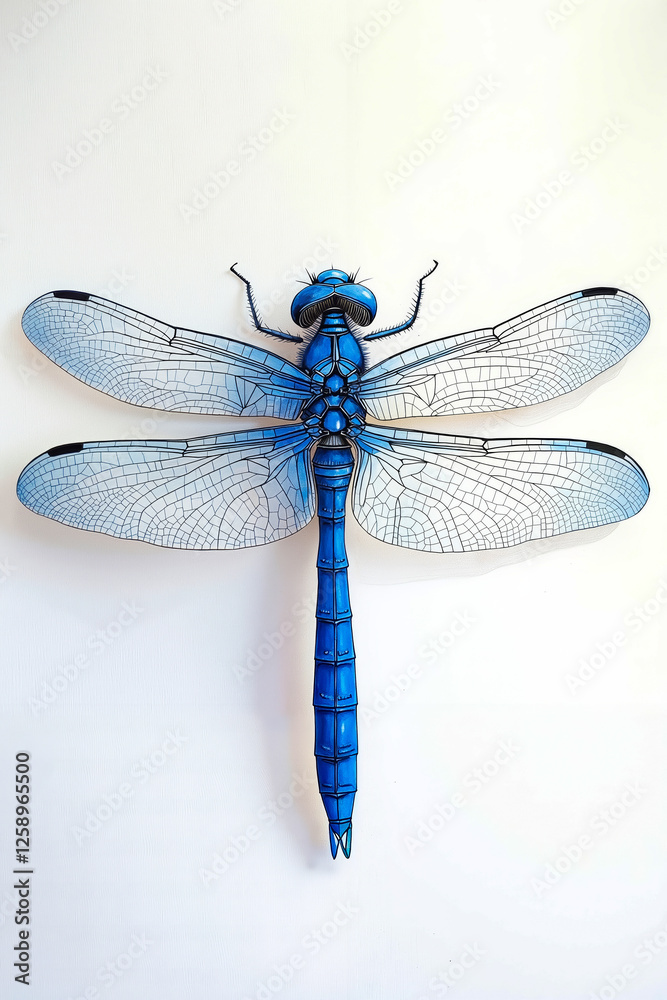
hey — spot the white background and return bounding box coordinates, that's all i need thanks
[1,1,666,998]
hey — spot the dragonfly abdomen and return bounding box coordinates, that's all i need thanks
[312,438,357,859]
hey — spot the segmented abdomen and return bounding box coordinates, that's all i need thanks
[312,440,357,859]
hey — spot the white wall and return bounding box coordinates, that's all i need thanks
[1,1,666,997]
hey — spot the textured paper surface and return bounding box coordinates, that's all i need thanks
[2,2,666,997]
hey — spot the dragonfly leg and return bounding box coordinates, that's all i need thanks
[229,263,303,343]
[363,260,438,341]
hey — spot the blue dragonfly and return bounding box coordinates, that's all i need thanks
[17,262,650,859]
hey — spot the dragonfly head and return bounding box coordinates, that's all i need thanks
[291,269,377,328]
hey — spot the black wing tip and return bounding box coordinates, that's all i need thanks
[47,442,85,457]
[584,440,649,482]
[584,440,627,461]
[580,286,619,298]
[580,285,650,323]
[52,290,90,301]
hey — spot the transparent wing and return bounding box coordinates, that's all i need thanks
[359,288,649,418]
[352,424,648,552]
[17,425,315,549]
[22,291,312,418]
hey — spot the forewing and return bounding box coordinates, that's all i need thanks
[352,425,648,552]
[359,288,649,418]
[22,291,311,418]
[17,425,315,549]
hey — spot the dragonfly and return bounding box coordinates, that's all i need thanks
[17,261,650,859]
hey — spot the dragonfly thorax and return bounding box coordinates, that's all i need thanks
[300,354,366,440]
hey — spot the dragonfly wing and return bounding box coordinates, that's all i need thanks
[22,291,312,418]
[359,288,649,418]
[17,425,315,549]
[352,425,648,552]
